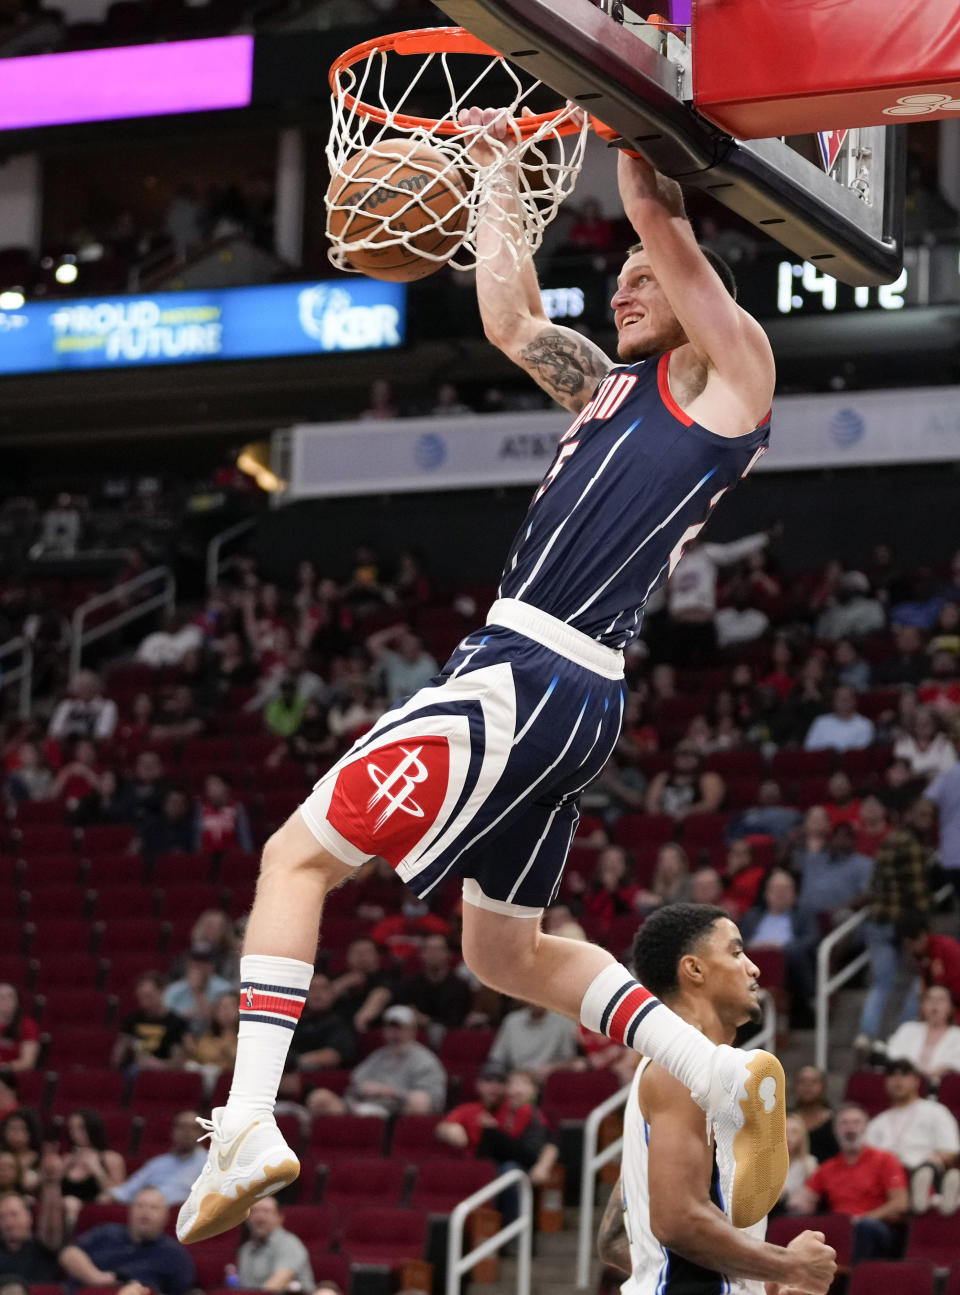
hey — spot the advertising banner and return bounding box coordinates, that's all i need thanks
[284,384,960,499]
[0,36,254,131]
[0,279,406,374]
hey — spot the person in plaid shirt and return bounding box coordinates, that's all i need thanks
[854,800,931,1057]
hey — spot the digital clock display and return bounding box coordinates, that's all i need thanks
[775,261,908,314]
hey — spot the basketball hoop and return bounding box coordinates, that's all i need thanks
[326,26,590,278]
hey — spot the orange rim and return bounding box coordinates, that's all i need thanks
[329,26,582,138]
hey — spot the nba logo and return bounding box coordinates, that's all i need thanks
[816,130,848,174]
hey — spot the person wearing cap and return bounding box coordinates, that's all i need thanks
[306,1005,446,1119]
[795,1102,908,1262]
[163,947,234,1038]
[803,685,875,753]
[436,1062,510,1156]
[109,1113,208,1206]
[865,1058,960,1215]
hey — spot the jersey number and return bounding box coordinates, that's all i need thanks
[665,443,768,576]
[535,371,638,503]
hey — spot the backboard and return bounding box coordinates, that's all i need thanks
[431,0,905,285]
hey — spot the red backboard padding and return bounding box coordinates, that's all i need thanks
[693,0,960,137]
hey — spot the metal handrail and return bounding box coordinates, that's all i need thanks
[206,517,256,591]
[69,566,176,677]
[815,907,869,1072]
[577,1082,629,1289]
[446,1166,532,1295]
[742,987,777,1053]
[575,989,777,1288]
[0,636,34,720]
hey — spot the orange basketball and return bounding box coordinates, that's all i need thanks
[326,138,469,283]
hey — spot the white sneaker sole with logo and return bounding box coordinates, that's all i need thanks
[176,1109,300,1245]
[697,1045,788,1229]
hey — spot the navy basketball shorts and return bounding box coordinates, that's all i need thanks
[299,597,625,916]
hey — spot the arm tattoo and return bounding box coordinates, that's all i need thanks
[518,329,612,410]
[597,1176,631,1274]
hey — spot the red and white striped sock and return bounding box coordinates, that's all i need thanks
[580,962,714,1094]
[223,954,313,1130]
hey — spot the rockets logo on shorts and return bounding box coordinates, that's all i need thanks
[327,735,451,865]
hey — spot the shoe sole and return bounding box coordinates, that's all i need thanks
[730,1052,788,1229]
[178,1157,301,1245]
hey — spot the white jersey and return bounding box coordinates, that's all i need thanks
[620,1058,766,1295]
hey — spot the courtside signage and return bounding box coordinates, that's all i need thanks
[0,280,406,374]
[0,37,254,130]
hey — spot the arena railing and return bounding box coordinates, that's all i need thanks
[0,635,34,720]
[814,909,870,1073]
[68,565,176,677]
[446,1166,532,1295]
[575,990,776,1287]
[206,517,257,591]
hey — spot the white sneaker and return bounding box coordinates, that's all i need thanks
[175,1109,300,1245]
[910,1163,935,1214]
[939,1167,960,1215]
[694,1045,788,1229]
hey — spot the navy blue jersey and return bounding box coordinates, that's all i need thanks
[498,350,770,647]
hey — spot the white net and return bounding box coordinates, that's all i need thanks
[325,30,590,279]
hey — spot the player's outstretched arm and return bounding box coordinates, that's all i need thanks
[643,1067,836,1294]
[617,153,774,427]
[461,106,613,413]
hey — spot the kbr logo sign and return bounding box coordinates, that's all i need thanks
[298,284,402,351]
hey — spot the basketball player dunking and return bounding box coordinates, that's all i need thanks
[176,111,788,1245]
[598,905,836,1295]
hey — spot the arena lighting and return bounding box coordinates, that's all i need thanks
[55,263,79,285]
[0,290,25,309]
[237,442,285,493]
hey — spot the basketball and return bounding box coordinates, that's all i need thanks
[326,137,470,283]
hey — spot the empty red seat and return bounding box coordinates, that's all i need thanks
[15,1070,50,1111]
[848,1260,934,1295]
[936,1073,960,1120]
[746,948,785,990]
[98,919,166,956]
[95,886,163,921]
[83,855,147,888]
[322,1156,407,1214]
[409,1158,496,1213]
[28,918,96,958]
[129,1069,204,1117]
[308,1114,386,1158]
[14,824,75,853]
[46,1026,115,1070]
[305,1252,351,1292]
[75,1202,129,1232]
[388,1115,446,1163]
[82,825,137,855]
[341,1205,428,1269]
[905,1213,958,1268]
[21,885,95,922]
[770,750,833,779]
[279,1203,340,1249]
[52,1070,125,1115]
[32,955,104,991]
[766,1214,852,1266]
[188,1239,238,1290]
[438,1029,496,1070]
[613,814,675,852]
[540,1068,620,1125]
